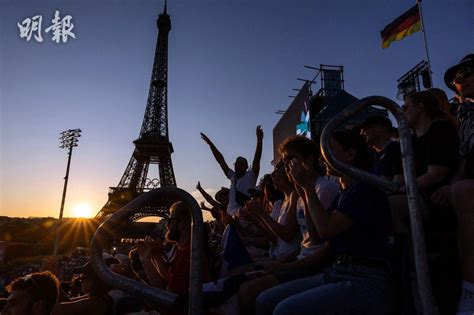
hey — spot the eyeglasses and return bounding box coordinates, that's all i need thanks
[452,66,473,85]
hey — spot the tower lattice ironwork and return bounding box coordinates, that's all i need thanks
[96,1,177,220]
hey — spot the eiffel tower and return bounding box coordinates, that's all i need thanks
[96,1,176,220]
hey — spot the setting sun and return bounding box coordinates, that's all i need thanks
[71,203,94,218]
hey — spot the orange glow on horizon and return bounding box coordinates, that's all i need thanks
[71,203,94,218]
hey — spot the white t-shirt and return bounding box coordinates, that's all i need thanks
[296,176,340,260]
[275,198,301,259]
[226,169,257,216]
[268,200,282,259]
[270,200,282,221]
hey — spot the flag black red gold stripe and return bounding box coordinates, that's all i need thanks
[380,5,422,49]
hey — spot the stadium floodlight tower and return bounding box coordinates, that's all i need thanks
[53,128,81,256]
[396,60,432,100]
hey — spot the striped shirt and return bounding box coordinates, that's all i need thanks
[457,101,474,158]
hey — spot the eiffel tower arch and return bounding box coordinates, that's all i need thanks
[96,1,177,220]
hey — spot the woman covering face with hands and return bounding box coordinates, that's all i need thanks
[255,131,395,315]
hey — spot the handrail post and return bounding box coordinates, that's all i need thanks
[320,96,436,315]
[89,187,203,314]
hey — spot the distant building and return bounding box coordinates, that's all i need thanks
[273,65,387,163]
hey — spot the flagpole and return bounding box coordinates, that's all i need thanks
[417,0,433,83]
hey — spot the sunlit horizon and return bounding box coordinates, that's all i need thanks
[1,1,470,225]
[0,188,214,222]
[71,203,94,218]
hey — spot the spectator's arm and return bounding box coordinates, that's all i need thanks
[150,254,171,280]
[252,195,298,243]
[393,174,405,187]
[200,202,213,212]
[254,217,278,244]
[416,165,452,192]
[238,205,276,243]
[266,242,332,273]
[302,197,324,243]
[290,162,321,244]
[196,181,221,208]
[252,126,264,177]
[290,159,352,240]
[141,256,167,289]
[201,133,230,176]
[303,183,353,240]
[452,158,469,182]
[137,242,168,289]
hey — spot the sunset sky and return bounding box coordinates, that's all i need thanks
[1,0,472,219]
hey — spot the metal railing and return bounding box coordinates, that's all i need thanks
[320,96,436,315]
[90,186,203,315]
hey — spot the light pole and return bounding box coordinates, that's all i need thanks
[53,128,81,256]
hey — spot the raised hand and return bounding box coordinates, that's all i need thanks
[287,158,315,190]
[140,235,164,258]
[137,242,151,261]
[256,125,264,141]
[239,206,258,222]
[200,132,212,145]
[144,235,162,247]
[245,198,265,217]
[196,181,202,190]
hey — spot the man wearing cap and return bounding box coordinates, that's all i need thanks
[432,54,474,314]
[360,115,402,181]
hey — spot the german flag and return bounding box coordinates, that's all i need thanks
[380,5,422,49]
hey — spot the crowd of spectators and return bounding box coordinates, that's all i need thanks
[1,54,472,315]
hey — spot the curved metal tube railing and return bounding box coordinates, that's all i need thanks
[320,95,436,315]
[90,187,203,315]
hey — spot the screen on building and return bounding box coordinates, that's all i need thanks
[322,69,342,94]
[272,82,311,164]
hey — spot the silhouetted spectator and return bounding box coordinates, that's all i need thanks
[3,271,59,315]
[128,247,148,284]
[256,130,394,315]
[239,161,301,314]
[432,53,474,314]
[391,89,459,235]
[238,136,339,314]
[196,181,227,222]
[360,115,402,180]
[137,201,209,295]
[238,173,288,262]
[51,257,119,315]
[241,165,298,263]
[201,126,263,216]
